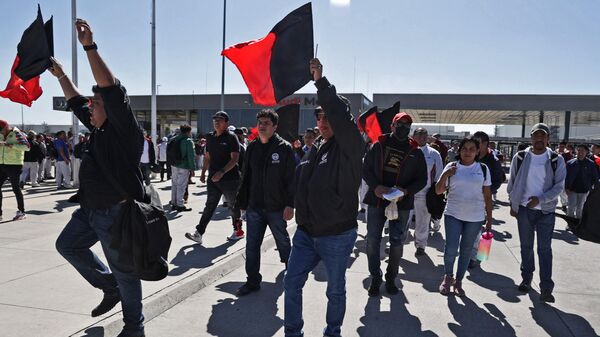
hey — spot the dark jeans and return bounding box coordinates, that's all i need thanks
[55,205,144,335]
[284,228,357,337]
[517,206,555,292]
[158,161,170,180]
[196,179,241,235]
[139,163,151,185]
[245,208,291,286]
[366,206,410,278]
[0,164,25,215]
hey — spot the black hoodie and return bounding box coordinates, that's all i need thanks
[236,133,296,211]
[294,77,364,237]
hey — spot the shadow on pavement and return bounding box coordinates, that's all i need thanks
[78,326,105,337]
[552,228,579,245]
[466,268,521,303]
[398,254,445,293]
[207,271,285,337]
[528,291,599,337]
[357,288,438,337]
[169,242,237,276]
[447,295,517,337]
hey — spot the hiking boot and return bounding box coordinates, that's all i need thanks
[368,277,382,297]
[13,211,26,221]
[185,231,203,244]
[439,275,454,296]
[540,290,555,303]
[518,280,531,293]
[91,292,121,317]
[454,280,465,297]
[415,247,426,256]
[236,283,260,297]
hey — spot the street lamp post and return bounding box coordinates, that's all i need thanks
[151,0,158,143]
[220,0,226,111]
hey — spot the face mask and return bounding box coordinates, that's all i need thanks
[394,125,410,140]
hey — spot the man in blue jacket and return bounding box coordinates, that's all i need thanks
[565,144,599,220]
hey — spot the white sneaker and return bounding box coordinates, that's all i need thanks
[185,230,203,244]
[227,229,245,241]
[13,211,26,221]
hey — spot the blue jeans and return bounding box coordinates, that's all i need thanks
[517,206,555,291]
[366,206,410,278]
[245,208,291,286]
[284,228,357,337]
[443,215,483,281]
[56,205,144,336]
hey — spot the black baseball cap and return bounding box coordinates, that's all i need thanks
[212,111,229,122]
[530,123,550,135]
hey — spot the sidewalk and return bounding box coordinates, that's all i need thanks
[1,180,599,337]
[0,177,277,337]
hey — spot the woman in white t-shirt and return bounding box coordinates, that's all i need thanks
[435,137,493,296]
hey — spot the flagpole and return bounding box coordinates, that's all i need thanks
[220,0,226,111]
[151,0,157,142]
[71,0,80,183]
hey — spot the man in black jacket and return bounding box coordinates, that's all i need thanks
[284,58,363,337]
[50,19,146,337]
[20,131,44,188]
[235,109,295,296]
[362,112,428,296]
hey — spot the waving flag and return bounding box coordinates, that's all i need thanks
[358,101,402,142]
[222,3,314,106]
[0,5,53,106]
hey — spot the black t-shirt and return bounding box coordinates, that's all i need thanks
[381,136,409,186]
[206,131,240,181]
[248,141,270,209]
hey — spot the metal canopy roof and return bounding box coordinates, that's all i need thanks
[373,94,600,125]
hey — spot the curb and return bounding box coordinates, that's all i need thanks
[70,224,296,337]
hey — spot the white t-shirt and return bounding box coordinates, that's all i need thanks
[416,145,443,196]
[140,139,150,164]
[520,151,548,210]
[442,161,492,222]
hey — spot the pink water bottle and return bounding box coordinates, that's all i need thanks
[476,231,494,261]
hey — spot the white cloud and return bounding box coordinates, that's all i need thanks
[330,0,351,7]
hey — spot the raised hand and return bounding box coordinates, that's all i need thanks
[310,58,323,81]
[75,19,94,46]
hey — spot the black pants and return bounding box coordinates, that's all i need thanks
[0,164,25,215]
[196,179,241,235]
[139,163,151,185]
[159,161,170,181]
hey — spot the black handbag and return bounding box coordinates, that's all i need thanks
[426,164,448,220]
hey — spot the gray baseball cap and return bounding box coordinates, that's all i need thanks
[530,123,550,135]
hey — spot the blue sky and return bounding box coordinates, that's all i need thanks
[1,0,599,132]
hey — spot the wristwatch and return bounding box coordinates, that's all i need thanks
[83,42,98,51]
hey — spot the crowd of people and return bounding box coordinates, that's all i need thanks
[1,20,600,337]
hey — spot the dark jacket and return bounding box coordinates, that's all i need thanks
[294,77,364,237]
[478,149,504,194]
[23,138,44,163]
[362,135,427,210]
[236,133,295,211]
[68,80,145,208]
[566,157,599,193]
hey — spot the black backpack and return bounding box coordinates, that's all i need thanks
[167,137,183,165]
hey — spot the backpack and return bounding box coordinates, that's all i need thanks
[167,137,183,165]
[515,150,558,177]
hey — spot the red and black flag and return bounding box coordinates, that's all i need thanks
[275,103,300,143]
[358,101,401,142]
[0,5,53,106]
[222,3,313,106]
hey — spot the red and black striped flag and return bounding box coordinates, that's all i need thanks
[0,5,53,106]
[222,3,314,106]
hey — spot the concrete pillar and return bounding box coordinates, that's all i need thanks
[521,112,527,138]
[539,110,544,123]
[564,110,571,142]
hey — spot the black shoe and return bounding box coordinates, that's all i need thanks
[359,208,366,213]
[116,331,145,337]
[561,205,567,213]
[415,248,426,256]
[91,292,121,317]
[468,259,480,269]
[175,205,192,212]
[236,283,260,296]
[540,290,555,303]
[518,280,531,293]
[385,279,399,295]
[19,182,25,189]
[368,278,382,297]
